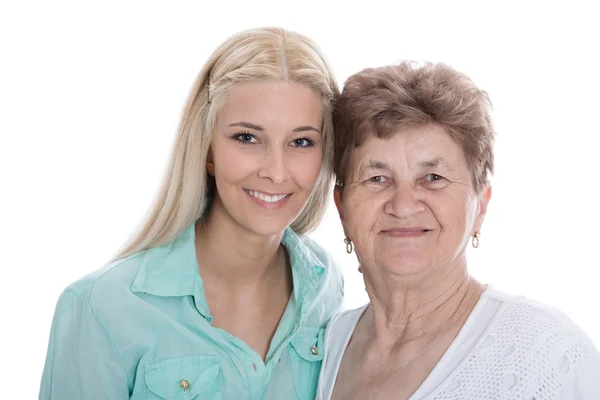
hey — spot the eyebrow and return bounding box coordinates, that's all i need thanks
[366,160,391,170]
[228,121,321,134]
[419,157,442,168]
[418,157,455,170]
[229,121,263,131]
[359,157,454,175]
[293,125,321,134]
[358,159,392,175]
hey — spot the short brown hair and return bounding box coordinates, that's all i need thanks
[333,61,494,193]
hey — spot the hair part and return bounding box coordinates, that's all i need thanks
[114,27,339,260]
[333,61,495,194]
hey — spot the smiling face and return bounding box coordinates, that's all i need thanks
[209,81,324,237]
[336,124,491,277]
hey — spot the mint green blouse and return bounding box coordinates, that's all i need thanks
[39,225,344,400]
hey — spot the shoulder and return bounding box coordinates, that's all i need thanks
[427,289,600,398]
[325,305,367,339]
[287,231,344,294]
[317,305,368,400]
[285,231,345,328]
[295,233,339,272]
[61,251,146,309]
[490,290,596,350]
[301,234,344,307]
[501,292,600,368]
[323,305,368,361]
[48,252,148,355]
[460,288,600,396]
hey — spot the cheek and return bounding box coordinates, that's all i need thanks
[217,156,252,185]
[290,149,323,187]
[213,142,259,184]
[343,190,383,238]
[434,191,475,235]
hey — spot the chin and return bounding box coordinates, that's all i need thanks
[243,218,294,237]
[222,196,302,237]
[378,253,432,275]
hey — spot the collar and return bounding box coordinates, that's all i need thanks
[131,223,327,321]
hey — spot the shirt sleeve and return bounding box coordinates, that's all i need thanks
[39,289,129,399]
[559,347,600,399]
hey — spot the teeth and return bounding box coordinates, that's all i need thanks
[248,191,288,203]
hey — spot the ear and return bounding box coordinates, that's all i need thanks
[334,185,352,239]
[333,185,345,222]
[473,184,492,234]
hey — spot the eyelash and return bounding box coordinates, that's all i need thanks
[366,173,445,186]
[368,175,389,184]
[232,131,257,145]
[291,137,315,148]
[231,132,315,148]
[424,173,445,183]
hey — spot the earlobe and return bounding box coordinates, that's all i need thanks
[206,162,215,176]
[206,149,215,176]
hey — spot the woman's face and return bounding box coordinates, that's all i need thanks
[210,81,324,237]
[336,124,491,277]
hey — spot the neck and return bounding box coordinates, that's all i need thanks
[363,258,485,349]
[195,196,285,286]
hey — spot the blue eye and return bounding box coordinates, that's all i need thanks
[290,138,315,148]
[233,132,258,144]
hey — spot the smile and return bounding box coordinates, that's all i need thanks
[381,228,432,238]
[246,190,290,202]
[244,189,292,210]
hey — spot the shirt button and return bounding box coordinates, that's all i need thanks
[180,380,190,390]
[311,345,319,355]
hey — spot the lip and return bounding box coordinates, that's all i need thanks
[245,189,290,196]
[244,189,292,210]
[380,227,431,237]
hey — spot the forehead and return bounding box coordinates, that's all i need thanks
[349,124,468,171]
[216,81,323,124]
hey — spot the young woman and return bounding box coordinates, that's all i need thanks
[40,27,343,400]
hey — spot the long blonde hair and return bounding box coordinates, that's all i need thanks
[114,28,339,260]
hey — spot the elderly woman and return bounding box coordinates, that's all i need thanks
[317,62,600,399]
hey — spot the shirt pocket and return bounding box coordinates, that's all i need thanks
[289,327,325,400]
[144,355,222,400]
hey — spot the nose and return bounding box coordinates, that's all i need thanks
[257,148,289,184]
[384,182,426,218]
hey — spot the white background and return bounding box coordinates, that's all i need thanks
[1,0,599,396]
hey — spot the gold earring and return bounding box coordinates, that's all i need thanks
[472,232,480,248]
[206,162,215,176]
[344,238,353,254]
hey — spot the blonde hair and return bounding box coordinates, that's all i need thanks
[114,27,339,260]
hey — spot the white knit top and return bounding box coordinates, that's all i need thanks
[317,287,600,399]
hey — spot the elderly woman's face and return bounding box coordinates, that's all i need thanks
[336,124,490,276]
